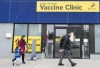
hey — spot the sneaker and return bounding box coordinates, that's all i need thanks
[58,63,64,66]
[71,63,76,67]
[13,63,14,66]
[22,62,26,64]
[12,59,14,62]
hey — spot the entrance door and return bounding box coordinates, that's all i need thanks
[54,27,82,58]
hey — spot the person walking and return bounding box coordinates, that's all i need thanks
[12,46,21,66]
[18,35,28,64]
[58,32,77,67]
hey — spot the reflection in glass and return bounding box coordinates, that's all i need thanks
[15,24,28,36]
[45,25,54,58]
[29,24,41,36]
[95,25,100,53]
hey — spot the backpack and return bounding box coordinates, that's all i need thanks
[60,36,65,48]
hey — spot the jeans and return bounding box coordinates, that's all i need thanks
[59,49,74,64]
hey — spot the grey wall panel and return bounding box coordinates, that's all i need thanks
[0,23,14,58]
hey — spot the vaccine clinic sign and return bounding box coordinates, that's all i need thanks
[37,1,99,12]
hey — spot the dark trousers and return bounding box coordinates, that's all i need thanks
[59,49,74,64]
[21,53,25,63]
[13,54,25,63]
[12,58,16,62]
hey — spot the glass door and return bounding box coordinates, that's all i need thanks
[54,29,67,58]
[54,27,82,58]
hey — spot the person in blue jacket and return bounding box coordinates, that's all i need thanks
[12,46,21,65]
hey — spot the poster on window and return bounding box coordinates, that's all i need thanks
[28,36,41,52]
[12,36,41,53]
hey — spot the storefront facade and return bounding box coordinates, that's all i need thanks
[11,24,90,59]
[0,0,100,59]
[0,23,100,59]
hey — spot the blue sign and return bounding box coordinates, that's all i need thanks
[0,1,100,24]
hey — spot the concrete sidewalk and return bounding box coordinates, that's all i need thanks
[0,58,100,68]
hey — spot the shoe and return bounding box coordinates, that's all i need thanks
[12,59,14,62]
[22,62,26,64]
[58,63,64,66]
[13,63,14,66]
[71,63,76,67]
[31,58,33,60]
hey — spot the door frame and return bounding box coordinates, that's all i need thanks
[41,24,47,53]
[53,27,83,58]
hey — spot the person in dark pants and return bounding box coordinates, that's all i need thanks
[12,46,21,65]
[18,35,28,64]
[58,32,77,67]
[12,45,21,65]
[12,58,16,62]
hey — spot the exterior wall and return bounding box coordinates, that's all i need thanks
[0,23,100,59]
[0,23,14,58]
[90,54,100,60]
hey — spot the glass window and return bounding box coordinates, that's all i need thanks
[46,25,54,58]
[28,24,42,52]
[13,24,42,53]
[47,25,54,40]
[95,25,100,53]
[13,24,28,52]
[15,24,28,36]
[28,24,41,36]
[83,25,89,58]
